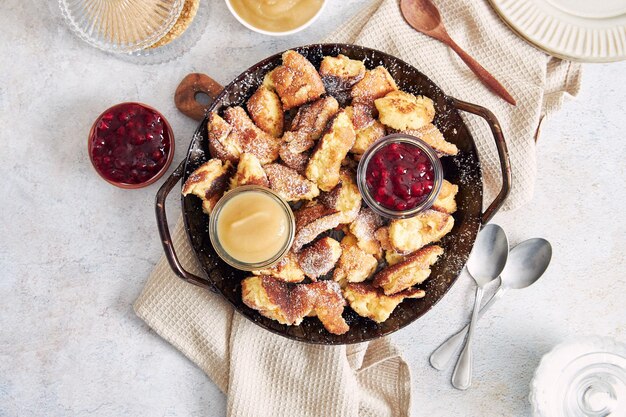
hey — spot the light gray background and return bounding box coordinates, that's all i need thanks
[1,1,625,416]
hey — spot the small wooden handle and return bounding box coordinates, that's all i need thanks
[448,41,517,106]
[174,73,224,121]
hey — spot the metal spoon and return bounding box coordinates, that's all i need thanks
[451,224,508,390]
[430,238,553,371]
[399,0,516,105]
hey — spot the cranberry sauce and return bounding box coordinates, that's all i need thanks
[365,142,435,211]
[89,103,171,185]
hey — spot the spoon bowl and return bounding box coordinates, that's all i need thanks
[501,238,552,290]
[466,224,509,286]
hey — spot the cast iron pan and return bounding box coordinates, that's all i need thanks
[156,44,511,344]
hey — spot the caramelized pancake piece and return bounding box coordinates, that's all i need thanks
[207,112,240,162]
[242,275,312,325]
[343,283,425,323]
[319,54,366,88]
[432,180,458,214]
[264,163,319,202]
[305,110,356,191]
[350,66,398,130]
[229,153,269,189]
[351,101,377,130]
[373,245,443,295]
[270,50,326,110]
[388,210,454,253]
[223,106,280,164]
[284,96,339,153]
[247,86,284,138]
[351,66,398,104]
[293,203,343,252]
[182,159,234,214]
[253,252,304,283]
[241,276,348,335]
[318,170,361,224]
[349,207,385,258]
[297,237,342,280]
[402,124,458,156]
[351,119,386,156]
[306,280,349,335]
[333,234,378,285]
[278,143,309,174]
[374,227,405,266]
[375,91,435,131]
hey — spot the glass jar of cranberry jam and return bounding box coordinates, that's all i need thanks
[357,134,443,219]
[88,102,174,189]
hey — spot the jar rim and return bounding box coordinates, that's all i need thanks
[208,185,295,271]
[356,133,444,219]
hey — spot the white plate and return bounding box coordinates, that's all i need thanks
[488,0,626,62]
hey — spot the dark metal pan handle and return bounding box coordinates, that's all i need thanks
[450,97,512,224]
[155,160,217,292]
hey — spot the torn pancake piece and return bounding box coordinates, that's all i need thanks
[343,283,424,323]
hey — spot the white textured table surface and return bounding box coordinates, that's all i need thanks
[1,1,625,416]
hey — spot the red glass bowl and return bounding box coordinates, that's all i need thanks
[357,133,443,219]
[88,102,174,189]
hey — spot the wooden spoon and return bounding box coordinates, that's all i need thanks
[400,0,516,105]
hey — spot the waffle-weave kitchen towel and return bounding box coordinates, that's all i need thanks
[135,1,582,416]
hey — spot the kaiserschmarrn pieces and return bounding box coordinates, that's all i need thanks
[241,276,348,335]
[270,50,326,110]
[374,227,405,266]
[253,251,304,283]
[278,143,309,174]
[373,245,444,295]
[292,203,343,252]
[388,210,454,254]
[349,207,385,258]
[318,170,362,224]
[374,91,435,131]
[182,158,234,214]
[333,234,378,286]
[264,163,320,202]
[319,54,366,88]
[247,86,284,138]
[283,96,339,153]
[223,106,281,164]
[432,180,459,214]
[350,66,399,129]
[207,112,239,162]
[351,66,399,104]
[305,110,356,191]
[402,124,459,157]
[297,237,342,280]
[351,119,386,157]
[229,153,269,189]
[343,283,425,323]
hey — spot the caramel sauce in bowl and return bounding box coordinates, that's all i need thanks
[225,0,326,36]
[209,186,295,271]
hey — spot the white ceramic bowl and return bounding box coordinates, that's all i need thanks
[225,0,327,36]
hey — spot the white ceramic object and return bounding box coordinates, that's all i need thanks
[529,336,626,417]
[225,0,327,36]
[488,0,626,62]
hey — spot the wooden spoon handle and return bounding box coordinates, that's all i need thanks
[447,40,516,106]
[174,73,223,121]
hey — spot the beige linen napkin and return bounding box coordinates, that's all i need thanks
[135,1,582,416]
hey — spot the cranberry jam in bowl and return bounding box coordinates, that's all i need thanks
[357,134,443,219]
[88,102,174,189]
